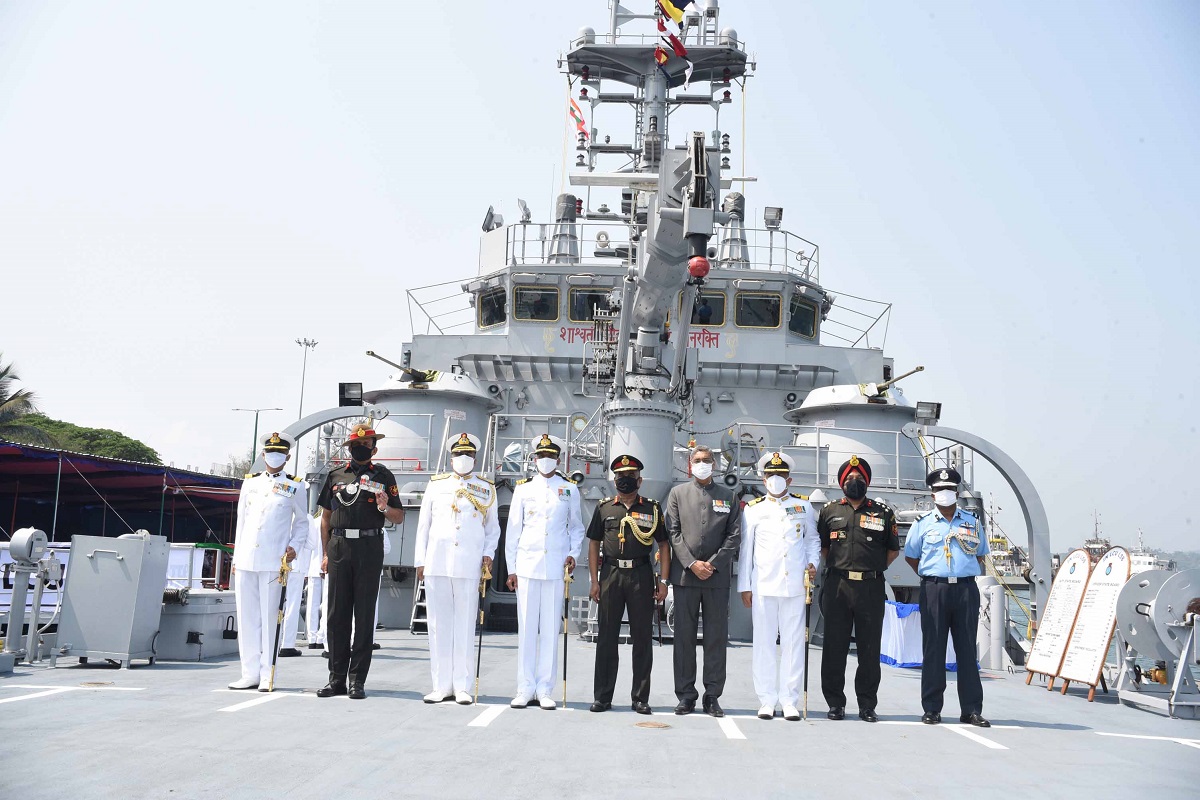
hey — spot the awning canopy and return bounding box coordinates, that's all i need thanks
[0,440,243,544]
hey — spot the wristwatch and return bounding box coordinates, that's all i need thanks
[658,578,669,585]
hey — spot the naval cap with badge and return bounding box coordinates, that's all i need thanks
[926,467,962,489]
[610,454,644,473]
[341,423,385,447]
[757,450,795,476]
[532,434,562,456]
[447,432,481,454]
[837,455,872,485]
[261,431,295,453]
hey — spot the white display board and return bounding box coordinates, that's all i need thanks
[1059,547,1131,691]
[1025,549,1092,680]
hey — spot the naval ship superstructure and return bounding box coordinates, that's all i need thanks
[278,0,1054,647]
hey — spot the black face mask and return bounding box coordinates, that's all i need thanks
[843,476,867,501]
[349,444,373,462]
[615,475,639,495]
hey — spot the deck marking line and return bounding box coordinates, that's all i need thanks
[218,693,287,712]
[944,724,1007,750]
[717,718,746,740]
[1096,732,1200,746]
[6,684,144,692]
[468,705,506,727]
[0,688,74,704]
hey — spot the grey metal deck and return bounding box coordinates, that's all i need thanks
[1,631,1197,799]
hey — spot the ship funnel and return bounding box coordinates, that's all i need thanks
[718,192,749,266]
[549,193,580,264]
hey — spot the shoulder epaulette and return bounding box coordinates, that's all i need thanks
[556,471,580,485]
[516,477,531,485]
[244,472,260,479]
[285,473,297,481]
[602,496,613,504]
[747,496,766,506]
[479,475,495,485]
[429,473,452,481]
[790,492,809,500]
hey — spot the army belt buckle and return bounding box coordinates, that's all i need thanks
[617,559,633,568]
[848,570,863,581]
[949,576,958,584]
[345,528,361,539]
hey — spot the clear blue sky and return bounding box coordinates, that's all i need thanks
[1,1,1196,551]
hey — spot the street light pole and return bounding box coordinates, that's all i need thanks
[295,338,319,418]
[233,407,283,466]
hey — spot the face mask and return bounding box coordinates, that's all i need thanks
[764,475,788,496]
[263,452,288,470]
[614,475,639,495]
[933,489,957,507]
[451,455,475,475]
[349,444,373,462]
[691,461,714,481]
[535,457,558,476]
[843,476,867,501]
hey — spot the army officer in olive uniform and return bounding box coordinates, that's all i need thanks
[817,455,899,722]
[316,423,405,700]
[587,454,669,714]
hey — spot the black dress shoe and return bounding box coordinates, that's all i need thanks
[349,683,366,700]
[827,706,845,720]
[922,712,941,725]
[702,698,724,718]
[307,643,324,650]
[858,709,879,723]
[589,701,612,713]
[371,643,381,651]
[317,682,347,698]
[960,713,990,728]
[321,651,329,659]
[278,648,302,658]
[674,700,695,715]
[632,701,652,715]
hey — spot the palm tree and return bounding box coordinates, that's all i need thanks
[0,353,55,446]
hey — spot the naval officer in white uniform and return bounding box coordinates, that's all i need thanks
[277,511,315,657]
[414,432,500,704]
[229,432,308,690]
[303,514,326,649]
[738,451,821,720]
[505,435,585,709]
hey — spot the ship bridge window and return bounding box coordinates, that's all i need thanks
[478,287,507,329]
[513,286,559,322]
[568,288,610,322]
[734,291,781,329]
[690,292,726,326]
[788,295,817,339]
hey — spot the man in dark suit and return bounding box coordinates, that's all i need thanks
[665,444,742,717]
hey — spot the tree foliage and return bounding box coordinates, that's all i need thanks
[18,413,162,464]
[0,352,54,446]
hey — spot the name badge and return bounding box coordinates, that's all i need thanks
[271,481,296,497]
[712,500,731,514]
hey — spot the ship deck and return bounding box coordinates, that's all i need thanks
[2,630,1197,799]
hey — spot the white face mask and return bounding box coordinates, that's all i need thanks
[263,452,288,470]
[933,489,957,508]
[764,475,788,496]
[535,457,558,476]
[451,455,475,475]
[691,461,714,481]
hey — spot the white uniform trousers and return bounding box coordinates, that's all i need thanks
[516,577,563,697]
[234,569,282,683]
[751,594,808,708]
[280,574,305,649]
[425,576,480,694]
[305,576,325,645]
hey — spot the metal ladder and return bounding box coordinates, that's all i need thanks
[409,578,428,634]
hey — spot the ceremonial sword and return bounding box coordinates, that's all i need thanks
[562,561,572,707]
[803,569,813,720]
[267,553,293,692]
[474,562,492,704]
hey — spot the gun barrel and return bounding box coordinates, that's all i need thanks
[876,365,924,391]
